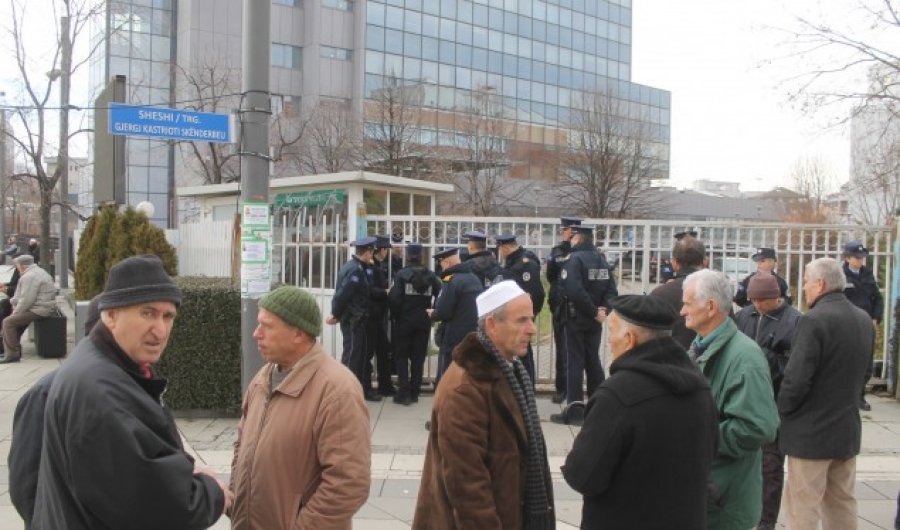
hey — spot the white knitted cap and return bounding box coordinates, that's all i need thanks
[476,280,527,317]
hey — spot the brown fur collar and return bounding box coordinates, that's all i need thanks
[451,333,502,382]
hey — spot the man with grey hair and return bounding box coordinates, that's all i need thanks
[1,254,56,363]
[681,269,779,530]
[779,257,873,529]
[414,280,554,529]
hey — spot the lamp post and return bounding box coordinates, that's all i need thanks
[58,15,71,287]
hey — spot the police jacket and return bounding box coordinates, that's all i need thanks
[546,240,572,310]
[734,302,803,397]
[733,271,792,307]
[367,258,390,319]
[842,262,884,322]
[501,246,545,315]
[432,263,482,352]
[332,256,370,325]
[562,241,618,329]
[462,250,503,288]
[389,264,441,333]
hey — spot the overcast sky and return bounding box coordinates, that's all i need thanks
[630,0,869,192]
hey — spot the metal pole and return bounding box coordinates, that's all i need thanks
[0,104,7,249]
[240,0,271,392]
[58,15,71,287]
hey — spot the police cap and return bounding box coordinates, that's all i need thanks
[560,216,583,227]
[374,234,393,249]
[351,236,377,249]
[751,247,777,262]
[463,230,487,241]
[494,233,517,245]
[433,247,459,260]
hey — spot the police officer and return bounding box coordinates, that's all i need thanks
[461,230,503,288]
[546,216,581,403]
[496,233,544,386]
[386,233,405,281]
[842,240,884,411]
[733,247,791,307]
[389,243,441,405]
[368,235,395,397]
[550,224,618,425]
[327,236,378,401]
[431,247,482,385]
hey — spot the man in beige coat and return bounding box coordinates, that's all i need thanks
[230,286,371,530]
[2,254,56,363]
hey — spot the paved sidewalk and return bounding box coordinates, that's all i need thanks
[0,296,896,529]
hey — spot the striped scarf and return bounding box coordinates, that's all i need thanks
[477,329,554,530]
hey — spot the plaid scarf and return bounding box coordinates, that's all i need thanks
[477,329,554,530]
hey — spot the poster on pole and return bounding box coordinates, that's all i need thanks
[240,201,272,297]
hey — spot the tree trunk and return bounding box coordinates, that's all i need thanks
[40,185,52,272]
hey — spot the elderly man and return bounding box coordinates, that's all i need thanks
[841,240,883,411]
[32,255,229,529]
[1,254,56,363]
[563,295,718,529]
[650,234,707,350]
[779,258,873,530]
[231,286,371,530]
[734,272,803,530]
[496,233,544,385]
[681,269,779,530]
[414,281,554,529]
[734,247,792,308]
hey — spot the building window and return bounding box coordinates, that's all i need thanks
[322,0,352,11]
[273,0,301,5]
[320,46,352,60]
[272,43,303,69]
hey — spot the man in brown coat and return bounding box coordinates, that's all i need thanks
[230,286,371,530]
[413,281,554,529]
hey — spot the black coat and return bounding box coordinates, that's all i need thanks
[546,239,572,312]
[389,264,441,333]
[9,370,57,529]
[778,292,873,459]
[734,301,803,397]
[561,241,617,330]
[332,256,370,324]
[733,270,792,307]
[649,266,702,350]
[843,262,884,322]
[562,337,719,529]
[32,324,224,530]
[462,250,503,288]
[501,246,545,315]
[432,263,482,354]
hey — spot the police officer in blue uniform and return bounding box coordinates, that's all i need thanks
[496,233,545,386]
[551,224,618,425]
[327,236,379,401]
[546,216,581,403]
[368,235,395,397]
[461,230,503,288]
[842,240,884,411]
[389,243,441,405]
[733,247,792,307]
[431,247,482,385]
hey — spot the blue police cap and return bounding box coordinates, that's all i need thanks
[751,247,777,262]
[494,233,517,244]
[374,234,392,249]
[433,247,459,260]
[572,224,594,234]
[560,216,582,227]
[842,240,868,258]
[351,236,377,249]
[463,230,487,241]
[406,243,423,258]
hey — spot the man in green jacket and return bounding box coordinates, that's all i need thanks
[681,269,779,530]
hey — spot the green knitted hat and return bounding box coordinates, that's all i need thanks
[258,286,322,337]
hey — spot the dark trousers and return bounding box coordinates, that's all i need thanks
[394,328,430,399]
[340,321,368,390]
[435,344,453,387]
[862,341,874,404]
[563,321,604,404]
[365,316,393,392]
[553,318,566,395]
[760,435,785,525]
[2,310,38,359]
[894,489,899,529]
[522,343,535,389]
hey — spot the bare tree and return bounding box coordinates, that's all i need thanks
[2,0,105,268]
[784,155,838,222]
[559,91,662,219]
[363,73,430,177]
[295,100,362,174]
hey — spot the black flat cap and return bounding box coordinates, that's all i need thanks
[751,247,777,262]
[560,216,582,227]
[494,233,517,244]
[433,247,459,260]
[674,230,698,240]
[374,234,392,249]
[611,294,677,330]
[463,230,487,241]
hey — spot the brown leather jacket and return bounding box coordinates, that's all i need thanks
[230,344,371,530]
[413,333,554,529]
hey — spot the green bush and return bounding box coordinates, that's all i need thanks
[156,277,242,415]
[75,205,178,300]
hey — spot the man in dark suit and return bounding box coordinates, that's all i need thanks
[779,257,873,529]
[649,234,706,350]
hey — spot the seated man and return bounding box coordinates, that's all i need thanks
[1,254,56,363]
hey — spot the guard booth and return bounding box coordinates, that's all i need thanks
[177,170,454,287]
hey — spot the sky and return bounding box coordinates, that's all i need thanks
[630,0,865,192]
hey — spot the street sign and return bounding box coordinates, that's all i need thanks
[274,189,346,208]
[108,103,233,144]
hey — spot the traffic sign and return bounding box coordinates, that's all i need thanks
[108,103,233,144]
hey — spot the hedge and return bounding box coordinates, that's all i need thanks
[156,276,242,415]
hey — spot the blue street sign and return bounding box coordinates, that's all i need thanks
[108,103,233,144]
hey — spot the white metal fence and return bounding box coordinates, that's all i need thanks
[180,215,896,385]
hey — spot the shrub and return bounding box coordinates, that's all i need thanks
[156,276,242,415]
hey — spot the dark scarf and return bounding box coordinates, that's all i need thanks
[476,329,554,530]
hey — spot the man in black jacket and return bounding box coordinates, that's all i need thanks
[551,224,617,425]
[389,244,440,405]
[31,255,229,530]
[779,257,873,530]
[497,233,544,386]
[841,240,884,411]
[461,230,502,288]
[733,247,792,308]
[650,234,707,350]
[563,295,718,529]
[734,272,802,530]
[368,235,395,397]
[431,247,482,385]
[546,216,581,403]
